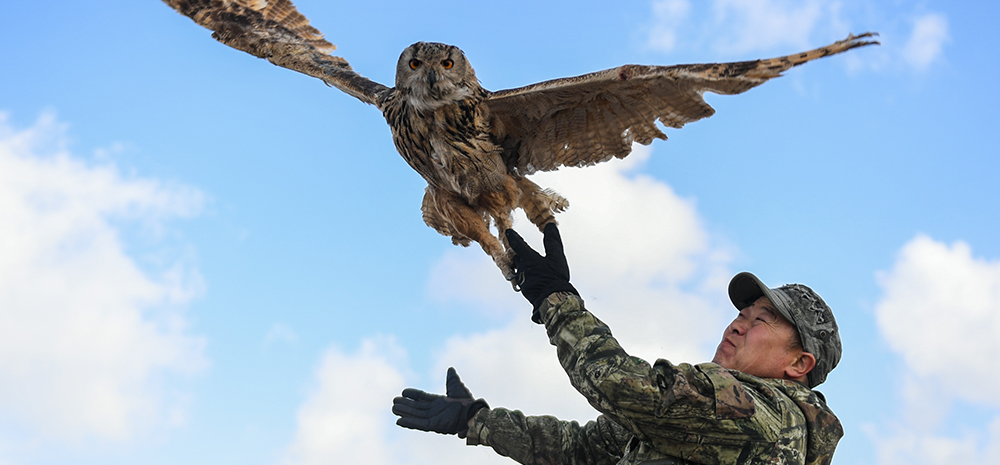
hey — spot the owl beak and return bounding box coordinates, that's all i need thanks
[427,69,437,89]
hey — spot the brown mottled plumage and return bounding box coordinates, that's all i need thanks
[163,0,878,279]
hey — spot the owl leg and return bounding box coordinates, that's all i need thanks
[421,187,472,246]
[490,209,515,281]
[516,178,569,231]
[477,179,522,281]
[423,186,514,280]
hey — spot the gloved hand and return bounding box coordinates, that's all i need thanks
[392,367,488,438]
[505,222,579,323]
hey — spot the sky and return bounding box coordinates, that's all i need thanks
[1,0,998,464]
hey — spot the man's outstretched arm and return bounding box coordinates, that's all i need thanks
[467,407,631,465]
[391,367,630,465]
[505,225,741,444]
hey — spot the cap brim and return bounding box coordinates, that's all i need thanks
[728,272,796,325]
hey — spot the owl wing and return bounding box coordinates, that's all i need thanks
[163,0,390,106]
[488,33,878,175]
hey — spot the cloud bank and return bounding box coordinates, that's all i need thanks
[282,337,407,465]
[0,113,206,445]
[871,235,1000,465]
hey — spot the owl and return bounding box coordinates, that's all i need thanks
[163,0,878,280]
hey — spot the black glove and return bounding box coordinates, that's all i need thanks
[505,223,579,323]
[392,367,488,438]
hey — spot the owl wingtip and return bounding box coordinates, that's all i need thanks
[846,31,881,47]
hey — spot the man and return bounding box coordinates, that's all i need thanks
[392,224,843,465]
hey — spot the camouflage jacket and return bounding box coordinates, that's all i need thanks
[466,293,843,465]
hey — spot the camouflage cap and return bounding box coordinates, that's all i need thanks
[728,272,841,388]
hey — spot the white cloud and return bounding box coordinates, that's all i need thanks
[282,336,408,465]
[866,415,1000,465]
[434,320,598,422]
[281,336,532,465]
[0,112,207,443]
[875,235,1000,406]
[646,0,692,53]
[871,234,1000,465]
[709,0,825,54]
[645,0,847,56]
[903,13,949,71]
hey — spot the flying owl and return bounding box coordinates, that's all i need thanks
[163,0,878,280]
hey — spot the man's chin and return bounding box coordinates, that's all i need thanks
[712,343,737,368]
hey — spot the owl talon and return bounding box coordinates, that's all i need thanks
[495,253,518,287]
[509,269,525,292]
[499,263,517,282]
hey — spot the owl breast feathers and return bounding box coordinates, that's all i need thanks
[164,0,878,279]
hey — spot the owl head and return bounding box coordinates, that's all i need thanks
[395,42,480,112]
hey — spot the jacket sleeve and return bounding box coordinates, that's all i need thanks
[466,407,632,465]
[534,292,767,452]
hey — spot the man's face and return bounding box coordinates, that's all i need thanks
[712,296,803,379]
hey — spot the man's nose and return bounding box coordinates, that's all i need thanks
[729,319,747,335]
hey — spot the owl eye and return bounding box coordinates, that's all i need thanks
[409,59,422,70]
[441,59,454,69]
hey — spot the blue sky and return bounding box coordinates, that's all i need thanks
[2,1,998,464]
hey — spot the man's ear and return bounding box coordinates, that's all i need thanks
[786,351,816,380]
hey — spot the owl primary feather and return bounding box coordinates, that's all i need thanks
[163,0,878,279]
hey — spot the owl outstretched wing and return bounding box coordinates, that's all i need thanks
[163,0,389,105]
[488,33,878,175]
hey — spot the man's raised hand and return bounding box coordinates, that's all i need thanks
[505,223,579,322]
